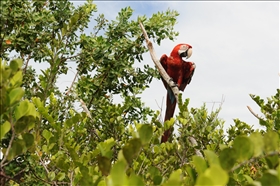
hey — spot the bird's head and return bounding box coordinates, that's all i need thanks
[171,43,192,60]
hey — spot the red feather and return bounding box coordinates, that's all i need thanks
[160,44,195,143]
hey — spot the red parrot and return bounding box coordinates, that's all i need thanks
[160,43,196,143]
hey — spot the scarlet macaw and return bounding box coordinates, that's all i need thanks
[160,43,196,143]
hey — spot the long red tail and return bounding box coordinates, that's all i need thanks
[161,90,176,143]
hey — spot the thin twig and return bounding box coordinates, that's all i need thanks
[247,106,263,120]
[23,53,32,74]
[0,116,15,167]
[0,171,20,184]
[137,156,146,175]
[139,21,180,103]
[80,99,100,140]
[65,71,79,95]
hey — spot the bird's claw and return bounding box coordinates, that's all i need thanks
[169,78,178,88]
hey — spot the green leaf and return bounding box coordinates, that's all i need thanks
[98,137,115,159]
[164,117,175,130]
[98,156,111,176]
[153,175,163,185]
[195,175,214,185]
[265,155,279,169]
[243,175,254,184]
[219,148,237,171]
[185,164,197,184]
[70,13,80,27]
[259,171,280,185]
[127,174,145,186]
[233,136,254,161]
[149,166,160,176]
[197,165,229,186]
[48,171,56,181]
[204,150,220,166]
[10,71,22,87]
[22,133,34,148]
[277,165,280,180]
[55,156,70,172]
[249,132,264,156]
[263,131,279,153]
[123,138,142,165]
[57,172,66,181]
[0,121,11,140]
[8,87,24,106]
[9,59,23,72]
[163,169,182,186]
[32,97,54,125]
[138,124,153,145]
[15,99,29,120]
[42,129,53,144]
[14,116,35,134]
[192,155,207,174]
[7,139,25,161]
[110,159,127,186]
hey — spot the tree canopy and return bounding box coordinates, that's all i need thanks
[0,0,279,185]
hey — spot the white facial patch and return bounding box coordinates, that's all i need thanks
[178,45,189,55]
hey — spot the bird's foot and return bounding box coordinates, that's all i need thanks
[169,78,178,88]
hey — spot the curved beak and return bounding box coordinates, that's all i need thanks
[186,48,192,59]
[179,48,192,59]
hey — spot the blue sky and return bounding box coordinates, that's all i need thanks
[64,1,279,130]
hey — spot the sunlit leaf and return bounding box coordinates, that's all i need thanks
[110,159,127,186]
[204,150,220,166]
[127,174,145,186]
[98,137,115,159]
[263,131,279,153]
[42,129,53,144]
[193,155,207,174]
[233,136,254,161]
[0,121,11,140]
[163,169,182,186]
[249,132,264,156]
[138,124,153,145]
[8,87,24,106]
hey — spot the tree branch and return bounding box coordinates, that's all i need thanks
[65,71,79,96]
[0,114,16,168]
[138,21,179,102]
[247,106,263,120]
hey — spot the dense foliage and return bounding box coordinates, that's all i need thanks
[1,0,279,185]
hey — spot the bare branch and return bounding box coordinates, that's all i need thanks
[79,99,100,140]
[139,21,179,102]
[65,71,79,96]
[247,106,263,120]
[0,116,15,167]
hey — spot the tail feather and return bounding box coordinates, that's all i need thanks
[161,90,176,143]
